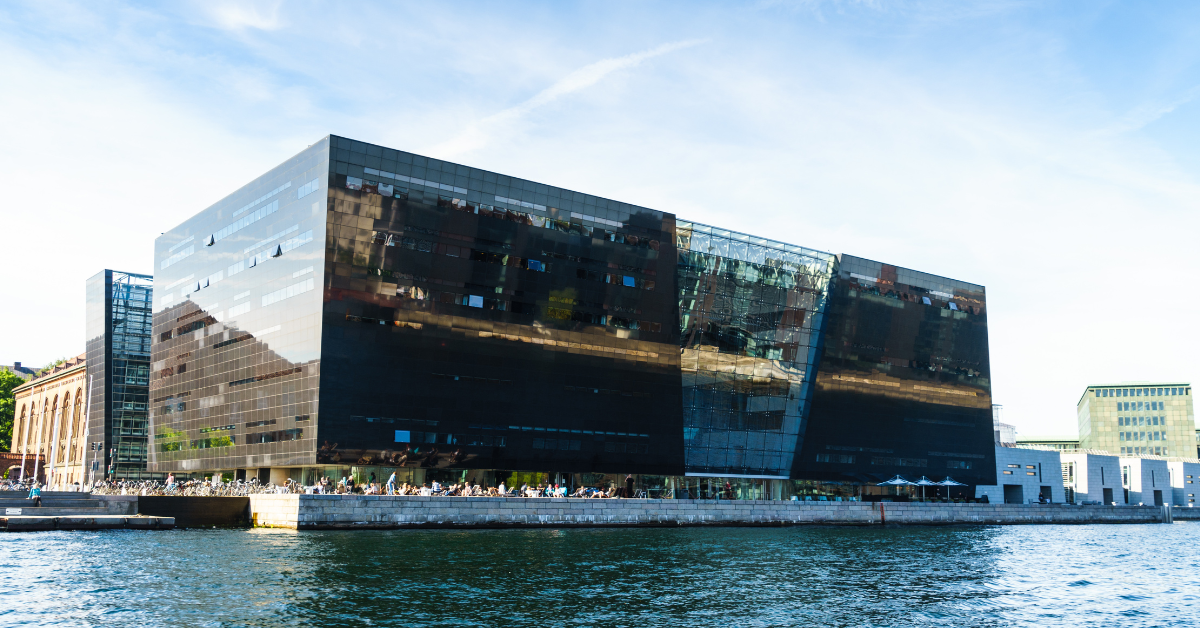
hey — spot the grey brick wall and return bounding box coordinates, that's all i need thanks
[245,495,1196,529]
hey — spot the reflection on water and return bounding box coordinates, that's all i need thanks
[2,523,1198,627]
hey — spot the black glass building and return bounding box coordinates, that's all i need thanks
[85,269,155,481]
[150,135,995,494]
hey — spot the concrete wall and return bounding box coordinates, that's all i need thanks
[1168,460,1200,507]
[1061,452,1120,504]
[977,446,1065,504]
[246,494,1192,529]
[1120,457,1171,506]
[138,496,250,527]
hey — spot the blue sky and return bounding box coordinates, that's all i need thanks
[2,1,1199,437]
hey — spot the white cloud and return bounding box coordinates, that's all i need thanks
[204,1,284,32]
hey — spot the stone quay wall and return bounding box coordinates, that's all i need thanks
[245,495,1199,530]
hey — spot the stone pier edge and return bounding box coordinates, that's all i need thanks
[241,495,1198,530]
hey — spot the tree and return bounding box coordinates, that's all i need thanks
[36,357,68,377]
[0,368,25,451]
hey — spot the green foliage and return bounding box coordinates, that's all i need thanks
[156,426,187,452]
[36,357,68,377]
[0,368,25,451]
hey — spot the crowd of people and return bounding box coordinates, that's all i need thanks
[6,472,646,499]
[33,474,644,498]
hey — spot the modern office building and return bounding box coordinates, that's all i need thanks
[1078,383,1194,457]
[148,135,996,494]
[85,270,155,481]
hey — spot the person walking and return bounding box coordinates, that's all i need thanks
[625,474,635,499]
[386,471,397,495]
[28,482,42,507]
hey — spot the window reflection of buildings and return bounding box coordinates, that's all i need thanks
[676,221,835,477]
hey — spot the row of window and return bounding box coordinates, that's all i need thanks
[343,314,666,362]
[1120,431,1166,442]
[158,428,305,453]
[296,178,320,200]
[1095,386,1189,398]
[349,174,665,251]
[233,181,292,217]
[384,288,661,330]
[161,245,195,270]
[849,285,980,314]
[213,199,279,245]
[1121,446,1168,456]
[1119,416,1166,426]
[262,277,316,307]
[244,224,298,255]
[381,233,550,273]
[1118,401,1168,412]
[356,170,468,194]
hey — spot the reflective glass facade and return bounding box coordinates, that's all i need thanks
[150,140,327,473]
[320,136,683,475]
[676,222,834,477]
[85,270,154,480]
[150,135,996,489]
[794,255,996,486]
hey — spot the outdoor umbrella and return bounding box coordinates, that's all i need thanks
[914,476,938,500]
[877,475,915,499]
[937,476,967,500]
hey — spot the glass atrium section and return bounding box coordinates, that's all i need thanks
[85,270,154,480]
[149,140,328,474]
[676,221,836,477]
[795,254,995,486]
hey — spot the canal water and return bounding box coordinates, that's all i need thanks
[2,523,1198,627]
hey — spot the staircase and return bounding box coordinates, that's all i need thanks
[0,491,110,517]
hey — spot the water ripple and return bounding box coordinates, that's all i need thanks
[2,523,1199,626]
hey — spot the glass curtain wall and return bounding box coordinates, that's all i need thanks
[84,270,154,481]
[675,221,836,477]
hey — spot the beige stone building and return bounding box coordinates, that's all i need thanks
[11,354,90,487]
[1078,382,1194,457]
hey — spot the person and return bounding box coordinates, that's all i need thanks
[320,476,329,494]
[625,474,635,498]
[498,481,507,496]
[431,480,442,494]
[166,472,175,488]
[386,471,397,495]
[369,472,376,486]
[28,482,42,507]
[419,483,432,496]
[1038,493,1048,504]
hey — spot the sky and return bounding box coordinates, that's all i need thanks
[2,0,1199,438]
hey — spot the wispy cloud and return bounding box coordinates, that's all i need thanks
[431,39,709,158]
[204,1,284,32]
[1102,85,1200,135]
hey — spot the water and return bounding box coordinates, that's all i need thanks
[3,523,1199,627]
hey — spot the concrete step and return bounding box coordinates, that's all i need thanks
[0,491,92,499]
[1,507,110,516]
[0,499,101,508]
[1,515,174,531]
